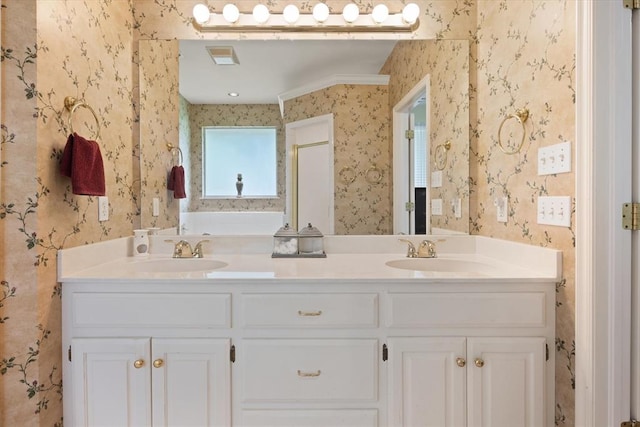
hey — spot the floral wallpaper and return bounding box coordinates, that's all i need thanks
[284,84,392,235]
[381,39,470,234]
[139,39,180,228]
[0,1,576,426]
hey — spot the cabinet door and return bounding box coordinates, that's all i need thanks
[388,337,466,427]
[71,338,151,427]
[467,337,545,427]
[151,338,231,427]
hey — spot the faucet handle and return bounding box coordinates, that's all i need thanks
[192,240,210,258]
[398,239,417,258]
[418,240,437,258]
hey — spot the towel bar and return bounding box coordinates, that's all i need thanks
[64,96,100,141]
[167,143,183,166]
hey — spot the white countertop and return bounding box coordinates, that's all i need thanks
[57,235,562,284]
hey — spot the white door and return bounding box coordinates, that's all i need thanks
[151,338,231,427]
[286,114,334,234]
[632,4,640,420]
[387,337,466,427]
[467,337,545,427]
[72,338,152,427]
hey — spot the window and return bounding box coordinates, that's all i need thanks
[202,126,277,198]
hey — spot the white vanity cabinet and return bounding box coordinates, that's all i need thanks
[387,337,545,427]
[70,337,230,427]
[62,281,555,427]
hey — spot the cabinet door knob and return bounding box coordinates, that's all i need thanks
[456,357,466,367]
[297,369,321,377]
[153,359,164,368]
[297,310,322,317]
[474,358,485,368]
[133,359,145,369]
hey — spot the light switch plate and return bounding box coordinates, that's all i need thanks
[538,141,571,175]
[98,196,109,222]
[537,196,571,227]
[452,198,462,218]
[495,197,508,223]
[431,198,443,216]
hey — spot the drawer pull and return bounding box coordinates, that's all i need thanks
[133,359,145,369]
[297,369,322,377]
[297,310,323,317]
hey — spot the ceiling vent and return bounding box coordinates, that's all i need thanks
[207,46,239,65]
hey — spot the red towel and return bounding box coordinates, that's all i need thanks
[169,165,186,199]
[59,133,106,196]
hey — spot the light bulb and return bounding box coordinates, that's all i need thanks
[222,3,240,23]
[192,3,211,24]
[402,2,420,24]
[283,4,300,24]
[312,3,330,23]
[252,4,270,24]
[342,3,359,23]
[372,4,389,23]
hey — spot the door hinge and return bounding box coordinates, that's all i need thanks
[405,130,415,140]
[230,345,236,363]
[623,0,640,9]
[382,344,388,362]
[405,202,415,212]
[546,343,549,361]
[621,421,639,427]
[622,203,639,230]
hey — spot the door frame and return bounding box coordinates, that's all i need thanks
[285,114,335,234]
[392,74,430,235]
[576,1,633,425]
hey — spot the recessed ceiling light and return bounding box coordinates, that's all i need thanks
[206,46,239,65]
[228,92,240,97]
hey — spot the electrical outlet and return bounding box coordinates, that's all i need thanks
[537,196,571,227]
[431,198,443,216]
[452,198,462,218]
[152,197,160,217]
[538,141,571,175]
[495,197,508,223]
[431,171,443,188]
[98,196,109,221]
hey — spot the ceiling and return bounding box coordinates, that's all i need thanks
[179,39,398,105]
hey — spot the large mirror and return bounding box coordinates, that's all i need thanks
[139,38,469,236]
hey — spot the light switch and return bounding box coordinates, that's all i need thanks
[431,171,443,188]
[538,141,571,175]
[152,197,160,217]
[431,198,443,216]
[495,197,508,223]
[537,196,571,227]
[98,196,109,222]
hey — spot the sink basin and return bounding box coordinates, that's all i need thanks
[385,258,495,274]
[132,258,228,273]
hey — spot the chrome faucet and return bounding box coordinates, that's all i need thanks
[399,239,437,258]
[166,239,210,258]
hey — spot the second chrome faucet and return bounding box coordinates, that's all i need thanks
[399,239,437,258]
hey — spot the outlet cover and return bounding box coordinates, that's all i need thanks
[495,197,508,223]
[152,197,160,217]
[431,198,443,216]
[431,171,443,188]
[98,196,109,222]
[537,196,571,227]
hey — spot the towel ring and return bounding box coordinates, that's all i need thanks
[64,96,101,141]
[166,143,183,166]
[365,164,383,185]
[497,108,529,155]
[434,140,452,171]
[339,166,356,185]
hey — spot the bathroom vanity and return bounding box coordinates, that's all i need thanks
[58,235,561,427]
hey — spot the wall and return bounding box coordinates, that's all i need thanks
[0,1,576,425]
[284,84,392,235]
[1,0,136,425]
[381,39,470,234]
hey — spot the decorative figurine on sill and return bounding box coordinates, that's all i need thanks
[236,173,243,197]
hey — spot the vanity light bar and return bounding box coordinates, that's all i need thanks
[192,3,420,33]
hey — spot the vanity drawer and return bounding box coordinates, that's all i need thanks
[240,293,378,328]
[241,339,378,402]
[387,292,547,328]
[71,292,231,328]
[241,409,378,427]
